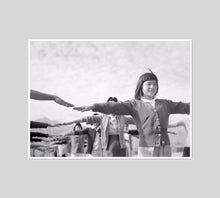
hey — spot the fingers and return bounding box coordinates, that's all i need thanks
[82,106,93,112]
[49,121,76,127]
[62,122,72,126]
[81,108,88,112]
[73,106,92,112]
[66,103,75,107]
[61,102,74,107]
[56,123,68,127]
[54,97,74,107]
[50,124,63,127]
[73,106,85,111]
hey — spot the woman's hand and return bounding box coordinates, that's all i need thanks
[50,121,76,127]
[73,106,93,112]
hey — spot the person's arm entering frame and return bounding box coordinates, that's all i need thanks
[50,115,102,127]
[30,90,74,107]
[51,119,85,127]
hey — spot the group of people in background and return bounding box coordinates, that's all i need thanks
[30,69,190,157]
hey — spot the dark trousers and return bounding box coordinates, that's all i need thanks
[182,147,190,157]
[105,135,126,157]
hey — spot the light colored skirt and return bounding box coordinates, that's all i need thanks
[71,153,86,157]
[137,145,172,157]
[138,147,154,157]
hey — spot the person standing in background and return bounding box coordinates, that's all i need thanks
[168,116,190,157]
[65,123,85,157]
[57,97,135,157]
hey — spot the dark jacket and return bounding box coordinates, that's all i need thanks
[93,99,189,147]
[74,128,98,154]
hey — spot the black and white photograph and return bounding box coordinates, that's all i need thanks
[3,0,220,196]
[29,39,191,159]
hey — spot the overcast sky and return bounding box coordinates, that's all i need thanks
[30,40,191,122]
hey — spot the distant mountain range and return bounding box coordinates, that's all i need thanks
[35,117,59,125]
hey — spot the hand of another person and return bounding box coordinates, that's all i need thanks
[73,106,93,112]
[61,121,77,126]
[49,123,63,127]
[54,96,74,107]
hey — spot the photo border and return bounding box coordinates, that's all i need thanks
[28,39,192,160]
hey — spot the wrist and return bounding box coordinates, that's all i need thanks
[48,94,56,101]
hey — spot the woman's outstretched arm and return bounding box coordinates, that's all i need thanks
[74,100,136,116]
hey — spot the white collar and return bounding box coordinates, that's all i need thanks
[141,97,157,103]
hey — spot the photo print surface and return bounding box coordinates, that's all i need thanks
[29,40,191,159]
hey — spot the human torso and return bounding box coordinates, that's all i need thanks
[71,134,85,154]
[131,99,170,147]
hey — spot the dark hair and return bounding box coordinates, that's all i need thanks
[107,97,118,102]
[134,72,159,100]
[73,122,82,131]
